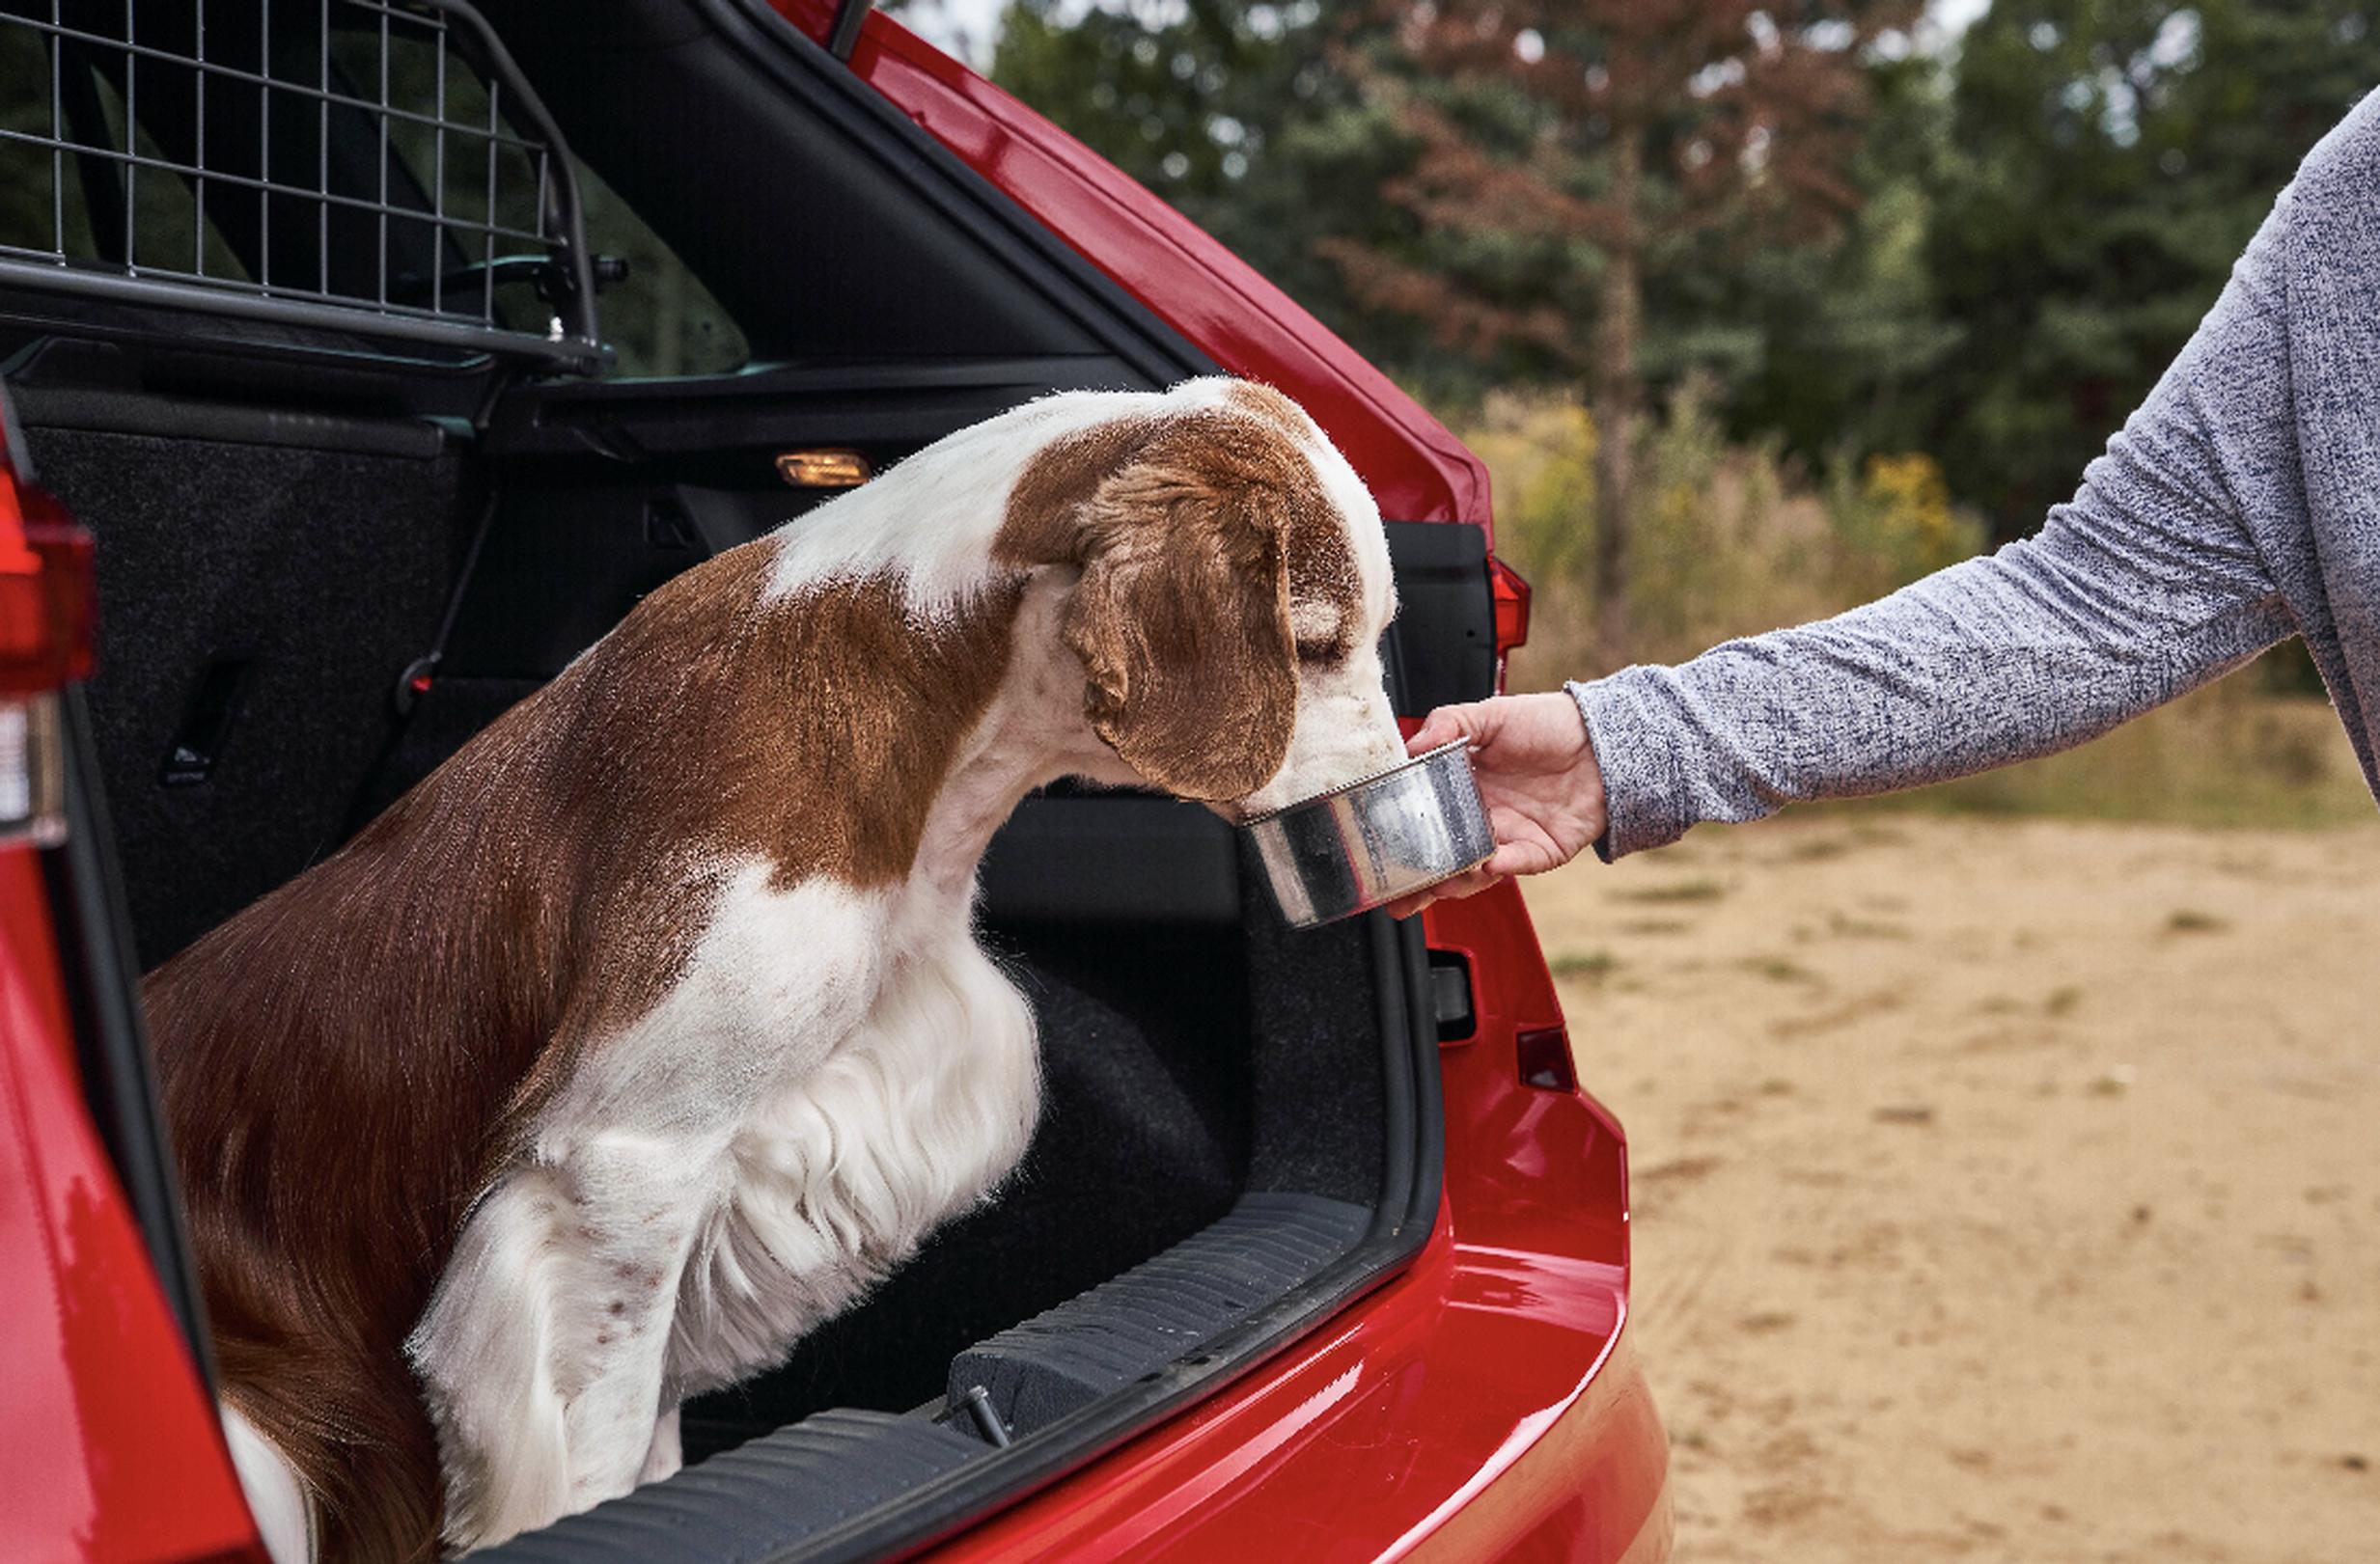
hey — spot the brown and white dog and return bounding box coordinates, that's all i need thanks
[146,378,1406,1564]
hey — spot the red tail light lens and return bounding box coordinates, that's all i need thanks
[1489,556,1531,651]
[0,471,97,696]
[1489,555,1531,691]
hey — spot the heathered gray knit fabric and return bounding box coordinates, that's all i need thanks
[1570,92,2380,861]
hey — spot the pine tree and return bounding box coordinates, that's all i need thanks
[1923,0,2380,538]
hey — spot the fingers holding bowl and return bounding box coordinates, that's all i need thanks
[1386,862,1506,920]
[1404,700,1488,758]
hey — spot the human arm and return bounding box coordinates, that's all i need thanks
[1398,150,2314,895]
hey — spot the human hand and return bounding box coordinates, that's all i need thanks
[1385,692,1607,919]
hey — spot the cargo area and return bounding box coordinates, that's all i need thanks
[0,1,1461,1549]
[0,337,1440,1555]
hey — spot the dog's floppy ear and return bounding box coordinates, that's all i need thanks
[1057,421,1301,802]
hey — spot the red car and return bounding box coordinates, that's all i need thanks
[0,1,1670,1559]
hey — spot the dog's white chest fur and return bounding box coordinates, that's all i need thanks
[407,865,1040,1550]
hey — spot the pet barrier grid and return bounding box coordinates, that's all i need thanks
[0,0,601,369]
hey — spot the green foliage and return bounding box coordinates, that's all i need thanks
[989,1,1446,375]
[1824,450,1989,601]
[987,0,2380,555]
[1829,672,2375,828]
[1714,54,1968,463]
[1916,0,2380,536]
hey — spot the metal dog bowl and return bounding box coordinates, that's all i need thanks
[1243,740,1494,928]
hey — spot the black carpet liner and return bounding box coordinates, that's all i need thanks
[24,424,471,965]
[1241,870,1389,1203]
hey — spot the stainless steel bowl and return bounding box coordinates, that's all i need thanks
[1243,740,1494,928]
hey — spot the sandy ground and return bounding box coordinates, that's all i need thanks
[1520,815,2380,1564]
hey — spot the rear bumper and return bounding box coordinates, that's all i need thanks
[924,1214,1668,1564]
[930,885,1668,1563]
[1403,1338,1673,1564]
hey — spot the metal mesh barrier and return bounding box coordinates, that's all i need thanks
[0,0,602,370]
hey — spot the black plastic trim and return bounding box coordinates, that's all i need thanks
[0,294,508,385]
[479,1412,985,1564]
[11,383,451,458]
[1428,948,1478,1042]
[691,0,1214,390]
[949,1192,1373,1433]
[825,0,872,62]
[1383,520,1495,718]
[486,355,1148,461]
[35,687,216,1378]
[0,264,600,371]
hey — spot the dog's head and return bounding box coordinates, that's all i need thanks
[997,378,1405,816]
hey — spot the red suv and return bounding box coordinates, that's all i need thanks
[0,1,1670,1559]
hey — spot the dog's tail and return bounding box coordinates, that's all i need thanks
[214,1307,446,1564]
[220,1400,315,1563]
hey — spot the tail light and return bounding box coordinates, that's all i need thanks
[1489,555,1531,691]
[0,466,97,696]
[1,459,95,846]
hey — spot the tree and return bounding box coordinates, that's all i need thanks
[1713,47,1964,469]
[1921,0,2380,538]
[1322,0,1918,659]
[989,1,1426,360]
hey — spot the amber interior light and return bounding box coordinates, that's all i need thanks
[775,450,873,488]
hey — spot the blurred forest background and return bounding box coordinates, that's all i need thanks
[913,0,2379,826]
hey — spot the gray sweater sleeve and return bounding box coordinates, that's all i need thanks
[1571,175,2307,860]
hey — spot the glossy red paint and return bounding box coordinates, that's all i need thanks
[0,844,265,1564]
[764,0,1492,531]
[1490,559,1533,692]
[923,880,1665,1561]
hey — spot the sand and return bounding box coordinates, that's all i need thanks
[1520,815,2380,1563]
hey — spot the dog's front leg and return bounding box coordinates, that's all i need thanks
[638,1406,683,1486]
[410,1131,711,1553]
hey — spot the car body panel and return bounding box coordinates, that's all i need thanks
[0,842,265,1564]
